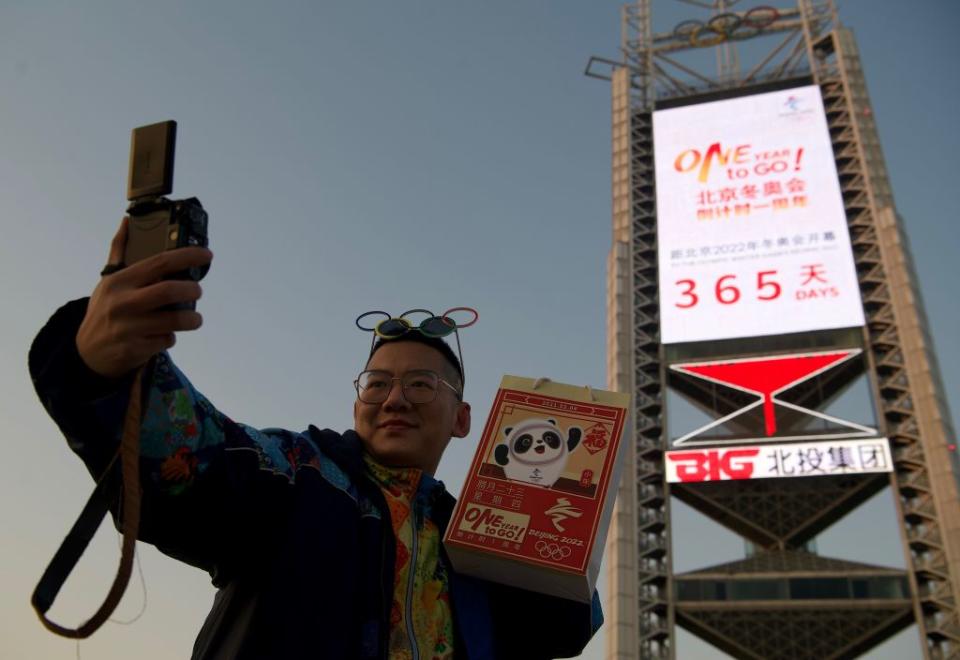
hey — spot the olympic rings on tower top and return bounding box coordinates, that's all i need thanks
[671,6,779,47]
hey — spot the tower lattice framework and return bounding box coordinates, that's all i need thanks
[590,1,960,657]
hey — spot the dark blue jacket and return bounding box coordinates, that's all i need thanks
[29,299,602,659]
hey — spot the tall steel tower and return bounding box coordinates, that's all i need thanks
[588,1,960,658]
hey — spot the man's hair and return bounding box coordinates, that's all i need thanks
[367,333,464,393]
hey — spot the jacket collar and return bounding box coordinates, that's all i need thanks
[307,425,366,478]
[307,425,457,531]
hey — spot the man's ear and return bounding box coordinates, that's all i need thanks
[452,402,471,438]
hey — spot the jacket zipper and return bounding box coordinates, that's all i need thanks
[380,525,391,659]
[405,506,421,660]
[371,480,392,660]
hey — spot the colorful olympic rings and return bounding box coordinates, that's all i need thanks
[355,307,478,339]
[672,6,779,47]
[742,6,779,29]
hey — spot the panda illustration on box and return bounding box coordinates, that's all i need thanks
[493,418,582,488]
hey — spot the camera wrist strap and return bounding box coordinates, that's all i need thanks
[31,362,147,638]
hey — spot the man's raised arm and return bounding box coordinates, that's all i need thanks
[31,217,210,478]
[29,220,318,575]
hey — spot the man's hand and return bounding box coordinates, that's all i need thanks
[76,218,214,379]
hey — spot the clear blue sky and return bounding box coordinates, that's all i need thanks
[2,1,957,658]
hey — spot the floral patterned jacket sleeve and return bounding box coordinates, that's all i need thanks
[29,298,329,576]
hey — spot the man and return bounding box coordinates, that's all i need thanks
[30,219,602,659]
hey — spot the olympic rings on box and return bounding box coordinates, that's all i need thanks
[535,540,573,561]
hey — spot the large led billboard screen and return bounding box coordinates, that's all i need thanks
[654,84,865,344]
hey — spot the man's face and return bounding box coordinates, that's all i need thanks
[353,341,471,475]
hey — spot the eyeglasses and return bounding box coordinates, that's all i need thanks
[355,307,478,385]
[354,369,462,404]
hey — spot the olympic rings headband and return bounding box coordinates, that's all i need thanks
[355,307,478,385]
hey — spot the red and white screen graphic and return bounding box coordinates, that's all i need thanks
[653,85,865,343]
[671,349,877,446]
